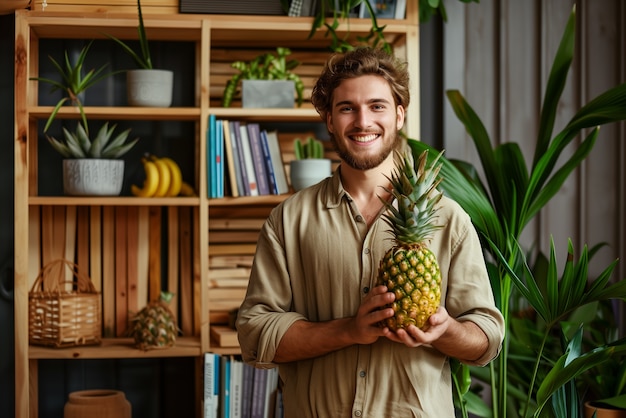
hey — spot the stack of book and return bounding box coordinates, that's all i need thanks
[205,353,282,418]
[207,116,290,198]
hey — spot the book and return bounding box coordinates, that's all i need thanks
[263,368,279,418]
[229,120,249,196]
[207,114,217,197]
[246,123,271,195]
[216,119,225,198]
[219,355,231,418]
[259,130,278,194]
[263,130,289,194]
[204,353,220,418]
[222,120,239,197]
[241,363,255,418]
[250,368,268,418]
[230,356,243,418]
[238,123,259,196]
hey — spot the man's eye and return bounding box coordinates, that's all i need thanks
[340,106,353,112]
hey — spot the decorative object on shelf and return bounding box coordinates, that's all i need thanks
[129,291,179,350]
[30,40,116,133]
[222,47,304,108]
[47,120,139,196]
[130,154,194,197]
[29,259,102,348]
[107,0,174,107]
[289,136,332,191]
[179,0,285,15]
[64,389,131,418]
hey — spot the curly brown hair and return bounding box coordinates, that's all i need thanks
[311,47,410,121]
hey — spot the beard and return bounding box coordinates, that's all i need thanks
[329,130,403,170]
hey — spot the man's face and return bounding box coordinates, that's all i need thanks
[326,74,405,170]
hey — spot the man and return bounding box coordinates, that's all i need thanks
[236,47,504,417]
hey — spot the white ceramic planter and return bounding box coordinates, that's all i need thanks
[289,159,332,191]
[63,159,124,196]
[126,69,173,107]
[242,79,295,108]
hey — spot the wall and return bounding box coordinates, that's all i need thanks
[441,0,626,322]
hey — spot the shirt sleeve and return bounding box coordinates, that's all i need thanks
[442,199,505,367]
[236,206,305,368]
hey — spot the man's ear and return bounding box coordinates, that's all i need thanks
[396,105,405,130]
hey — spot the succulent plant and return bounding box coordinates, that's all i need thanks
[47,121,139,159]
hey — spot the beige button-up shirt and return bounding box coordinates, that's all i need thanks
[237,168,504,417]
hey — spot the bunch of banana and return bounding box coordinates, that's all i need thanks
[131,155,195,197]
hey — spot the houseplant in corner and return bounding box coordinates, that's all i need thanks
[409,5,626,418]
[289,136,331,191]
[222,47,304,108]
[47,120,139,196]
[107,0,173,107]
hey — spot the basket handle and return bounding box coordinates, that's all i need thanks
[29,259,96,294]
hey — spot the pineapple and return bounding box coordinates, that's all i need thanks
[376,150,445,330]
[130,292,179,350]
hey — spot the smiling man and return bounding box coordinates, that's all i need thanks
[236,47,504,418]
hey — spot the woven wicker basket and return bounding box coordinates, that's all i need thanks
[29,259,102,348]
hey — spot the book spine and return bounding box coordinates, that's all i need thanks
[239,123,258,196]
[222,120,239,197]
[265,130,289,194]
[207,114,216,197]
[246,123,270,195]
[259,130,278,195]
[216,119,224,198]
[230,121,249,196]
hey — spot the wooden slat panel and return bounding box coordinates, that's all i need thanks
[167,207,179,321]
[126,206,139,317]
[179,207,193,335]
[89,206,102,293]
[148,206,162,302]
[115,206,128,337]
[102,207,116,338]
[136,206,150,309]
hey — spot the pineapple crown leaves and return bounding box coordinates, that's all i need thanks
[47,121,139,159]
[380,150,445,245]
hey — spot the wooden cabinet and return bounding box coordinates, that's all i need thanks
[14,5,419,417]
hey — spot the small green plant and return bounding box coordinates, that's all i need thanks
[30,40,114,133]
[47,121,139,159]
[294,137,325,159]
[222,47,304,107]
[107,0,153,69]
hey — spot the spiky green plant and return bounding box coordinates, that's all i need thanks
[410,5,626,418]
[107,0,153,69]
[30,40,114,133]
[47,121,138,159]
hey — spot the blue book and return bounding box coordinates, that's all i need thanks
[216,119,224,198]
[259,130,278,195]
[220,355,231,418]
[204,353,220,418]
[207,114,216,197]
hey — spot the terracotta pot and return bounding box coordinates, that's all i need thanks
[584,401,626,418]
[64,389,131,418]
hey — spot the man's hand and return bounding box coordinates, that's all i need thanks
[349,285,397,345]
[385,306,451,347]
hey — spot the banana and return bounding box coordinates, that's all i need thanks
[179,181,196,197]
[131,158,160,197]
[151,156,171,197]
[160,157,183,197]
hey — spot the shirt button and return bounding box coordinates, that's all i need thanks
[363,248,370,254]
[363,287,369,294]
[359,370,366,378]
[356,215,364,222]
[354,411,362,417]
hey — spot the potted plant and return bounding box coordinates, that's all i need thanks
[289,136,331,191]
[107,0,173,107]
[409,5,626,417]
[30,40,115,133]
[47,120,139,196]
[222,47,304,108]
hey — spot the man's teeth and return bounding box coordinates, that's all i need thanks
[352,133,378,143]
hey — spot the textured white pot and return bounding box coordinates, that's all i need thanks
[63,159,124,196]
[127,69,173,107]
[289,159,331,191]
